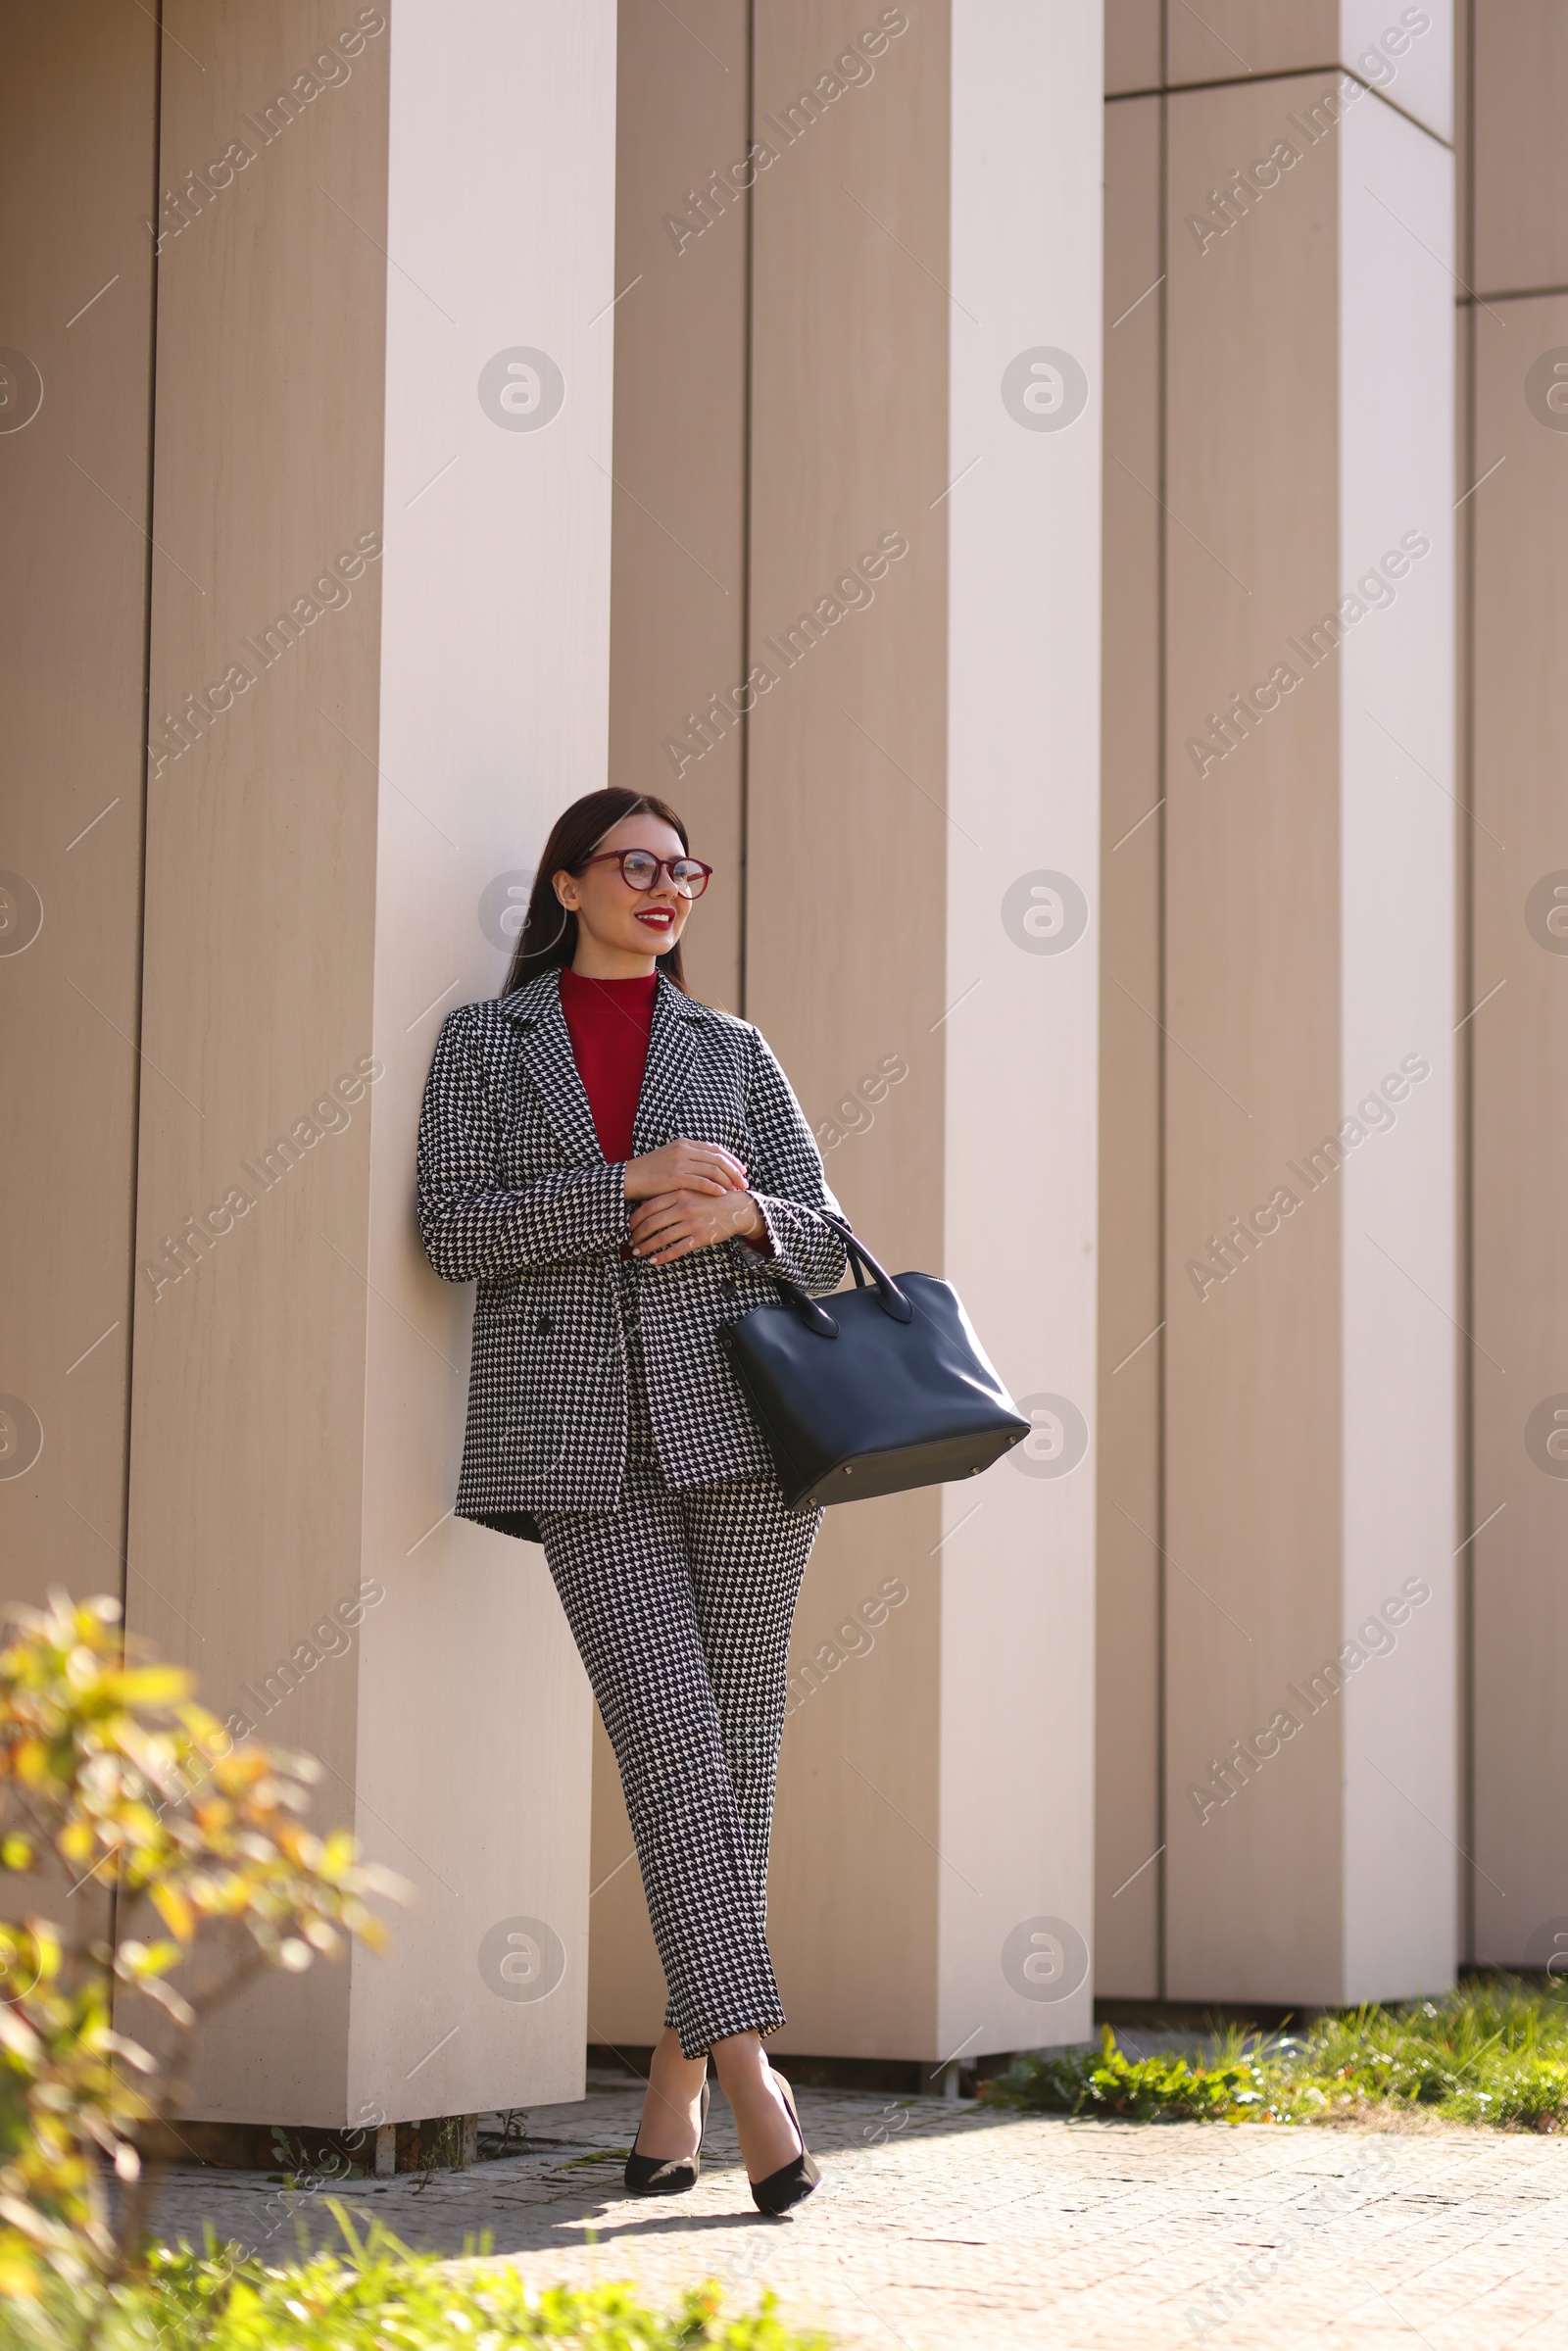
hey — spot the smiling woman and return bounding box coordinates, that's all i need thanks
[416,786,845,2216]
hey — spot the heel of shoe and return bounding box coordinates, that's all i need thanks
[750,2072,820,2218]
[625,2076,710,2197]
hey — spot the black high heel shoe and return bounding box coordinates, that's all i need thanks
[750,2070,820,2217]
[624,2077,710,2196]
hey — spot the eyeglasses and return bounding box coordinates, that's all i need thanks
[581,849,712,900]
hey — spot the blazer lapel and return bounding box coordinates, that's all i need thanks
[499,970,604,1168]
[632,971,699,1155]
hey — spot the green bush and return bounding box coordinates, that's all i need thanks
[0,1593,404,2303]
[982,2024,1291,2124]
[0,2209,830,2351]
[1448,2056,1568,2129]
[982,1983,1568,2130]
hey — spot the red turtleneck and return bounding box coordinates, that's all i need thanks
[559,965,657,1165]
[558,966,771,1257]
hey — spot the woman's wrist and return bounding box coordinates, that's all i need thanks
[736,1191,766,1239]
[737,1193,774,1253]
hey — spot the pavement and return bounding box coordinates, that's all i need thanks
[149,2068,1568,2349]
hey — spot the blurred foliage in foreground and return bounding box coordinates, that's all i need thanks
[0,1592,404,2311]
[982,1983,1568,2128]
[0,2209,830,2351]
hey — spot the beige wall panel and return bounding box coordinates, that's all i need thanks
[940,0,1102,2062]
[606,0,749,1014]
[1167,1,1338,83]
[352,0,617,2125]
[0,5,158,1610]
[1336,98,1456,2000]
[1096,95,1163,1996]
[1471,292,1568,1964]
[126,2,390,2120]
[1106,0,1161,94]
[1472,0,1568,295]
[587,0,753,2053]
[746,0,950,2057]
[1163,80,1344,2002]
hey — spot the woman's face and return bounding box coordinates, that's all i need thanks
[553,813,694,963]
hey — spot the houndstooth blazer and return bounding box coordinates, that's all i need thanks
[416,965,848,1536]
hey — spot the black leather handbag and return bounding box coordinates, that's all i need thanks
[720,1212,1031,1510]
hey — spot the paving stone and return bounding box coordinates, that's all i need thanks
[147,2071,1568,2349]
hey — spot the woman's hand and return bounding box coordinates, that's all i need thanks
[630,1187,767,1264]
[623,1137,748,1202]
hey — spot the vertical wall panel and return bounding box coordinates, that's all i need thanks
[0,3,159,1609]
[1337,100,1456,1998]
[747,0,952,2060]
[588,0,753,2048]
[1096,92,1164,1997]
[1472,0,1568,292]
[1166,2,1338,83]
[123,0,619,2126]
[604,0,750,1012]
[1162,76,1346,2001]
[1156,61,1456,2004]
[1470,290,1568,1962]
[127,0,390,2120]
[1106,0,1161,94]
[355,0,618,2125]
[1462,0,1568,1979]
[942,0,1102,2065]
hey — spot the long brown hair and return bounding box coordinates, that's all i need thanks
[498,789,699,998]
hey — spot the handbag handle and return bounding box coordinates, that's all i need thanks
[756,1212,912,1338]
[816,1209,913,1324]
[768,1281,839,1338]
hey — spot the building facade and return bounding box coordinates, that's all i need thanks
[1,0,1562,2127]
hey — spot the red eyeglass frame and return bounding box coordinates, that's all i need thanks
[580,849,713,899]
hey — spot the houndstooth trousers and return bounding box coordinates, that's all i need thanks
[535,1253,822,2060]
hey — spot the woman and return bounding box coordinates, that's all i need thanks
[416,787,846,2215]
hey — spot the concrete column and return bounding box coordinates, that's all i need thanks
[752,0,1101,2066]
[1467,0,1568,1971]
[585,0,753,2040]
[124,0,616,2124]
[742,0,955,2064]
[938,0,1102,2065]
[1100,8,1460,2003]
[585,0,1104,2067]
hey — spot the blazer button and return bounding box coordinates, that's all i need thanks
[719,1278,737,1298]
[536,1313,555,1336]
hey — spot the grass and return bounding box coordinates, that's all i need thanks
[980,1977,1568,2131]
[0,2207,830,2351]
